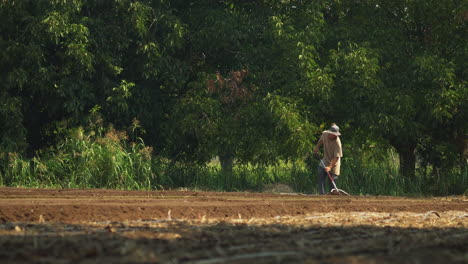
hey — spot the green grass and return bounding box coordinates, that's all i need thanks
[0,126,156,190]
[150,156,467,196]
[1,127,466,196]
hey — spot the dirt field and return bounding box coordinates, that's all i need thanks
[0,187,466,263]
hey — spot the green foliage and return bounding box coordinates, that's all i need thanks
[322,0,467,178]
[1,122,156,190]
[164,1,327,176]
[0,0,466,196]
[0,0,184,152]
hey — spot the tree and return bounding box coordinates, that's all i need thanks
[322,0,467,178]
[163,1,327,184]
[0,0,183,156]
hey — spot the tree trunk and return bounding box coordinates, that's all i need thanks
[219,153,234,189]
[453,132,467,171]
[390,137,417,179]
[398,144,416,179]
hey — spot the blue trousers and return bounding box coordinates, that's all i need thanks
[317,166,338,194]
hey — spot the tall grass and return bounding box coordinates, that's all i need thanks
[0,126,156,190]
[1,128,466,196]
[153,149,467,196]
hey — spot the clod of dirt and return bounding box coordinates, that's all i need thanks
[38,214,45,223]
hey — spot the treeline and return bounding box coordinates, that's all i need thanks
[0,0,466,194]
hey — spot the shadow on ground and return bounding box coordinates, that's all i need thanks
[0,219,466,264]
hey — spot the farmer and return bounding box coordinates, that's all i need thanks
[313,123,343,194]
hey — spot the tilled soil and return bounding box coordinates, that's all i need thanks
[0,187,467,263]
